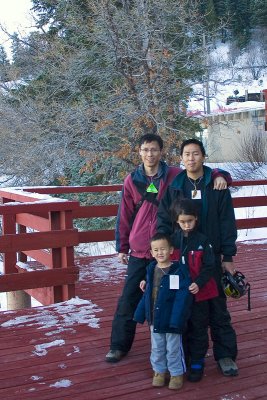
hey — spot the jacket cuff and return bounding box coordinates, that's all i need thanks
[116,247,129,254]
[211,168,232,186]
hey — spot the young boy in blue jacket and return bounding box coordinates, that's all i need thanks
[134,232,193,390]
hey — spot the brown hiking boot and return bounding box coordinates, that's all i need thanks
[168,375,183,390]
[152,372,166,387]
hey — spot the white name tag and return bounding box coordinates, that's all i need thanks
[191,190,201,199]
[170,275,179,289]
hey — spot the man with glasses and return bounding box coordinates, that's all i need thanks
[105,134,231,363]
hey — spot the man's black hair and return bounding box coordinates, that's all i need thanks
[138,134,163,150]
[150,232,173,247]
[180,138,206,156]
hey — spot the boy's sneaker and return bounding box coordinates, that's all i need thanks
[105,349,127,363]
[218,358,238,376]
[168,375,183,390]
[152,372,166,387]
[187,360,205,382]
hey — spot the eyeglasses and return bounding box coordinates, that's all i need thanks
[140,148,161,154]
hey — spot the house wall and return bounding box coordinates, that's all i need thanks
[204,108,266,162]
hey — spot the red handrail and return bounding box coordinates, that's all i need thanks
[0,180,266,307]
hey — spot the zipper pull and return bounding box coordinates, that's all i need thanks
[191,251,195,264]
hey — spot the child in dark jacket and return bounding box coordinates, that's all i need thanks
[134,232,193,390]
[170,198,219,383]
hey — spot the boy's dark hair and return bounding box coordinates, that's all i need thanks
[180,138,206,156]
[171,198,198,223]
[138,134,164,150]
[150,232,173,247]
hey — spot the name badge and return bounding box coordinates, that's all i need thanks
[170,275,179,289]
[192,190,201,199]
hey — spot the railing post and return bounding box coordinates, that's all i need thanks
[49,209,76,302]
[2,213,17,275]
[60,210,76,301]
[2,212,31,310]
[6,290,31,310]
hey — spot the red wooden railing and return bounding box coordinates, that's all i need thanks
[0,179,266,307]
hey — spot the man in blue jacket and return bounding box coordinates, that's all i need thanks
[157,138,238,380]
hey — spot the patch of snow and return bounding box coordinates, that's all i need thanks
[45,327,75,336]
[49,379,72,388]
[16,262,46,271]
[33,339,65,356]
[220,395,247,400]
[77,256,126,285]
[66,346,80,357]
[31,376,43,381]
[75,241,116,257]
[0,297,102,331]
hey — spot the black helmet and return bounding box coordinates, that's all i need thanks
[221,270,251,310]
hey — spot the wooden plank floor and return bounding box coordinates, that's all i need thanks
[0,241,266,400]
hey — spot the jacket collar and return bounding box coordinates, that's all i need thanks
[170,165,213,189]
[133,160,169,184]
[139,160,168,178]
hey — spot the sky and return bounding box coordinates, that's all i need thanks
[0,0,34,58]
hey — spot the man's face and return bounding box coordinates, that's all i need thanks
[180,143,205,175]
[139,140,162,169]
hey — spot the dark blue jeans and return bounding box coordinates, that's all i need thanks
[110,255,151,353]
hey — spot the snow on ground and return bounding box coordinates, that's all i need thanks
[0,297,102,391]
[49,379,72,388]
[76,241,116,257]
[0,296,102,330]
[77,255,125,284]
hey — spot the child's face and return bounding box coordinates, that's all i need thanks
[177,214,197,235]
[150,239,173,266]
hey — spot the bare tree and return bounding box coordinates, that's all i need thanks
[0,0,211,185]
[229,131,267,180]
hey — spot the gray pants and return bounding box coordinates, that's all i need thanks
[150,326,186,376]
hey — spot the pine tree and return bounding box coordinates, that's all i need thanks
[2,0,208,186]
[205,0,218,30]
[0,45,10,82]
[227,0,252,47]
[213,0,227,18]
[252,0,267,27]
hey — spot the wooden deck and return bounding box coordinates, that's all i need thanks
[0,241,266,400]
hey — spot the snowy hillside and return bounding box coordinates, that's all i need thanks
[188,42,267,116]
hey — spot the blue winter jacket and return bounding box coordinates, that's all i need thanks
[134,260,193,334]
